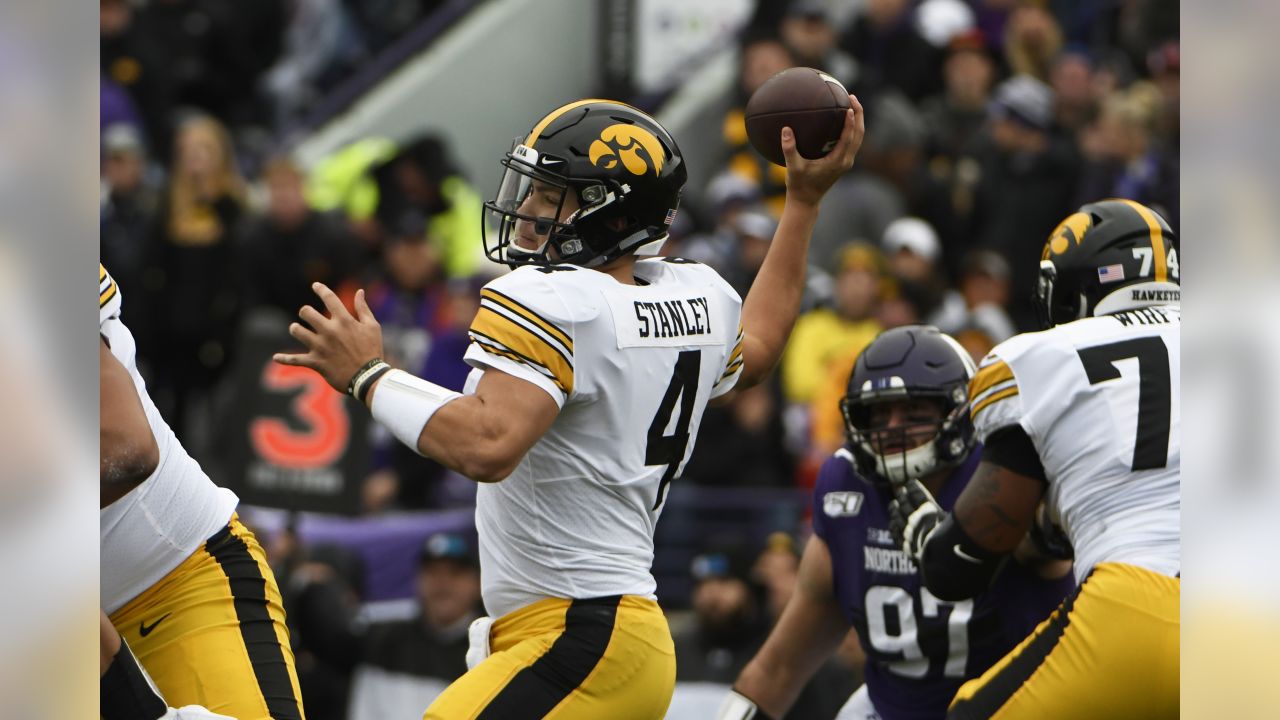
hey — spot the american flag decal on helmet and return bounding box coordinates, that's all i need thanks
[1098,264,1126,284]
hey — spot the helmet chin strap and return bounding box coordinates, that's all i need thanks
[868,441,940,485]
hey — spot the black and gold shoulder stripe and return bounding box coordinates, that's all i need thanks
[99,263,118,308]
[470,289,574,394]
[717,324,745,384]
[969,356,1019,419]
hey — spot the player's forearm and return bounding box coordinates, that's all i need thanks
[738,194,820,386]
[362,373,513,482]
[413,395,519,482]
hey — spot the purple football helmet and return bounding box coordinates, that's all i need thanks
[839,325,978,484]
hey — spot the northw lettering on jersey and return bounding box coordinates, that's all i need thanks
[864,545,918,575]
[634,297,711,339]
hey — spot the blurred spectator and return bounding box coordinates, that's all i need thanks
[929,249,1017,344]
[968,75,1081,330]
[372,135,486,279]
[101,0,173,158]
[343,215,474,511]
[723,35,796,218]
[1002,3,1064,82]
[1146,40,1180,148]
[752,531,800,622]
[348,532,482,720]
[673,546,769,685]
[881,216,949,321]
[839,0,941,102]
[306,136,400,249]
[921,30,997,162]
[668,541,856,720]
[848,92,961,268]
[671,172,763,275]
[100,124,159,330]
[282,543,367,720]
[345,0,448,49]
[779,1,860,90]
[1077,81,1178,225]
[139,114,248,438]
[136,0,285,129]
[240,157,362,315]
[1050,49,1099,133]
[262,0,367,131]
[782,244,884,409]
[914,0,977,49]
[681,380,794,489]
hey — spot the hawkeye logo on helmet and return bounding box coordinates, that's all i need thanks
[1043,212,1092,259]
[589,124,665,176]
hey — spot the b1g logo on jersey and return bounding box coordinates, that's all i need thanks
[589,124,665,176]
[823,491,865,517]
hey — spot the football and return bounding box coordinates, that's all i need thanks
[744,66,852,167]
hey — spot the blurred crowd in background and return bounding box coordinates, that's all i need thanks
[99,0,1177,717]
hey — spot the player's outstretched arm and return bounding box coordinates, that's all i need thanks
[720,536,850,720]
[274,283,558,483]
[100,336,159,496]
[736,95,865,390]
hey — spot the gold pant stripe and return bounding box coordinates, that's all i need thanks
[948,562,1179,720]
[110,516,305,720]
[424,595,675,720]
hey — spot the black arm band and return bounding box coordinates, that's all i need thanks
[981,426,1047,482]
[919,514,1006,602]
[101,637,167,720]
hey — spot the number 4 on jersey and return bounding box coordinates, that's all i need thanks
[646,350,701,510]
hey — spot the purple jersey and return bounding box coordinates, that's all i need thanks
[812,448,1074,720]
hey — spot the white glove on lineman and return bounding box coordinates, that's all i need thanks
[715,690,774,720]
[466,616,495,670]
[887,479,946,563]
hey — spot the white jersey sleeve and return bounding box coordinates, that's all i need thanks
[99,263,239,614]
[970,306,1181,581]
[464,268,578,407]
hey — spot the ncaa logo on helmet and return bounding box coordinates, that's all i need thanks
[589,124,666,176]
[1043,212,1092,260]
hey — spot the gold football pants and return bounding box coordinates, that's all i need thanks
[109,515,305,719]
[424,594,675,719]
[949,562,1179,719]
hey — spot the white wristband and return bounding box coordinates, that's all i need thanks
[369,369,463,456]
[716,690,767,720]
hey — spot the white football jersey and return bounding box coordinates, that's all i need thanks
[969,305,1180,582]
[99,264,239,613]
[462,258,745,617]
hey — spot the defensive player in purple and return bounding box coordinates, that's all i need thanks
[717,326,1074,720]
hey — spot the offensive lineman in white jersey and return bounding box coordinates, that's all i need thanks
[889,199,1180,718]
[100,265,305,719]
[274,97,864,719]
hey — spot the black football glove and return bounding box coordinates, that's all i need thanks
[888,479,945,563]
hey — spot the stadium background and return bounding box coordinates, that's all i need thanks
[99,0,1178,717]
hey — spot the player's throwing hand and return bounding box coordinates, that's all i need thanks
[274,283,385,394]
